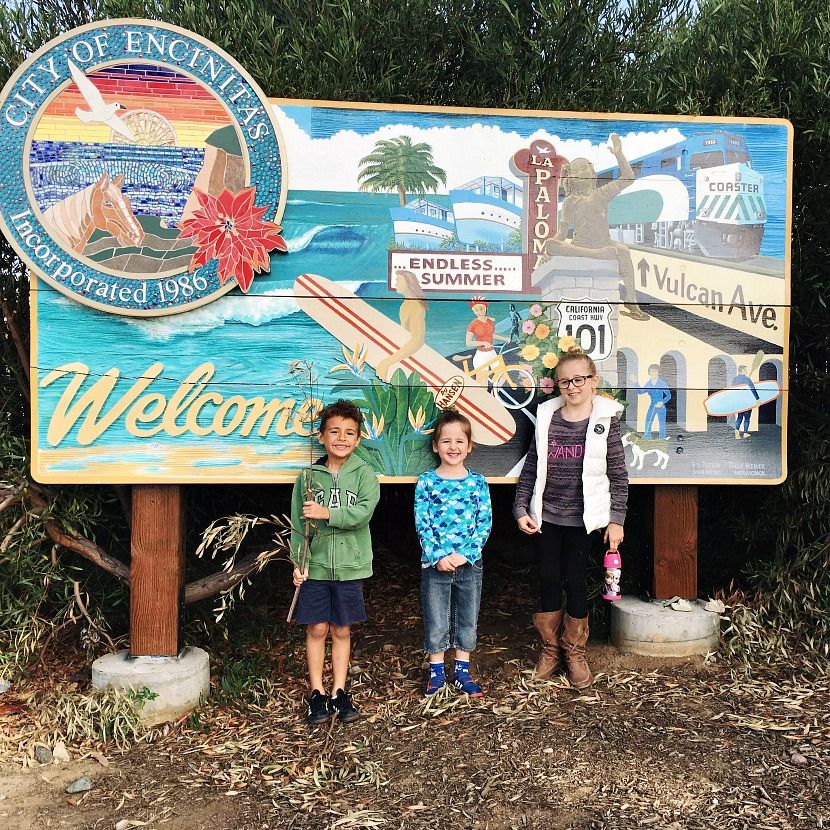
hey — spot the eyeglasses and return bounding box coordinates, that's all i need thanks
[556,374,593,389]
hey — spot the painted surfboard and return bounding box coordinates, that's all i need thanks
[293,273,517,446]
[704,380,781,417]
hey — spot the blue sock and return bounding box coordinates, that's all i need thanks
[426,662,446,694]
[453,658,482,695]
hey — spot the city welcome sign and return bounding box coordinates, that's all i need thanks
[0,20,793,484]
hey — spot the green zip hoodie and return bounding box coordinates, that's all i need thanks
[290,454,380,581]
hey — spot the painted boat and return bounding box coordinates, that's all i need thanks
[449,176,522,247]
[390,198,454,249]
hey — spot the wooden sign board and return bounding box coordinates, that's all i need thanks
[1,22,792,484]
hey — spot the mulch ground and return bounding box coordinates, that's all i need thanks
[2,555,828,830]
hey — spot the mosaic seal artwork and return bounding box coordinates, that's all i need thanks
[0,19,286,315]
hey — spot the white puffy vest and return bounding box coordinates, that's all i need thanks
[528,394,624,533]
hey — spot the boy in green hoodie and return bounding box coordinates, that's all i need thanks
[291,399,380,725]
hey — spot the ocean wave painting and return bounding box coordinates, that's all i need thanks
[30,140,205,228]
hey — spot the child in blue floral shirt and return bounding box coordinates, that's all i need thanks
[414,410,492,697]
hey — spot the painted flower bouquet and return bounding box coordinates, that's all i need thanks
[516,302,564,397]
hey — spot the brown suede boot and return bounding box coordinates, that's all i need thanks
[562,613,593,689]
[532,610,563,679]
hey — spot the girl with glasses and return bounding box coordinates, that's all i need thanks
[512,346,628,688]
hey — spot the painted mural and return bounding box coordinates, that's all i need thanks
[0,22,792,484]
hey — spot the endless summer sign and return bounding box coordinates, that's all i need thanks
[0,21,792,485]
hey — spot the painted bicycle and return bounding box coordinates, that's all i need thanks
[451,344,536,411]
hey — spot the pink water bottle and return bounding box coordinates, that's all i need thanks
[602,550,622,601]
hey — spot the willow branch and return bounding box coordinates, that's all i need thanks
[28,488,131,586]
[29,485,282,604]
[0,494,20,513]
[184,548,272,604]
[0,513,26,553]
[51,520,131,584]
[73,580,117,651]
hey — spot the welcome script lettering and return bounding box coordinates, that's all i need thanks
[40,363,320,446]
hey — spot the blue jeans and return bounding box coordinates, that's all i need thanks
[421,562,483,654]
[644,403,667,438]
[735,410,751,432]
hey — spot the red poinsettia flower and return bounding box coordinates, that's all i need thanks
[178,186,287,292]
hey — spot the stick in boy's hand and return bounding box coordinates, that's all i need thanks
[286,470,314,624]
[286,572,305,622]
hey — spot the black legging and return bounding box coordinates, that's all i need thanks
[537,522,591,619]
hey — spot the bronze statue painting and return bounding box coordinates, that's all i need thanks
[542,134,649,321]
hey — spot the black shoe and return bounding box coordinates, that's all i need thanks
[306,690,331,725]
[331,688,360,724]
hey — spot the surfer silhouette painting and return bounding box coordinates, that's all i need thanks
[376,269,428,382]
[703,350,781,439]
[732,364,760,439]
[508,303,522,343]
[542,134,649,321]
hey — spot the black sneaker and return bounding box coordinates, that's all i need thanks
[331,688,360,724]
[306,690,331,725]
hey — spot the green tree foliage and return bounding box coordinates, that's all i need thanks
[17,0,691,108]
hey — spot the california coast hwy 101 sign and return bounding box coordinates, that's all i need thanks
[0,20,286,315]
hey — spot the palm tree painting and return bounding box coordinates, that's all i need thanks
[357,136,447,206]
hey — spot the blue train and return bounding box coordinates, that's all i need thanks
[601,130,766,260]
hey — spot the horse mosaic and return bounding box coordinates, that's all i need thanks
[42,172,144,253]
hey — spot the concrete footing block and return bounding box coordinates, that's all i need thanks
[610,596,720,657]
[92,647,210,725]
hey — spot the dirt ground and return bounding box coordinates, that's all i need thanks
[2,556,828,830]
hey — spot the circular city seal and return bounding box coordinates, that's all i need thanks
[0,19,286,316]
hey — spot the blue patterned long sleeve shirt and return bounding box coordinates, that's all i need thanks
[414,470,492,566]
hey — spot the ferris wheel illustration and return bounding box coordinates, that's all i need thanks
[110,109,178,146]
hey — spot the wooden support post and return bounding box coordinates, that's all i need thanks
[130,485,185,657]
[653,484,698,600]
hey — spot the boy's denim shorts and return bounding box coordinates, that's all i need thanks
[295,578,366,626]
[420,562,483,654]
